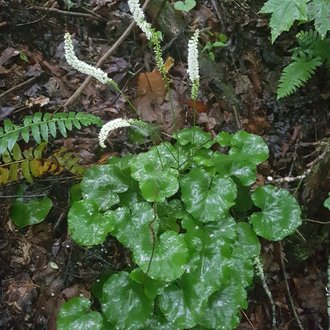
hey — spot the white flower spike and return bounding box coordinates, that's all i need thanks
[128,0,153,40]
[98,118,132,148]
[64,33,113,85]
[187,30,200,100]
[98,118,147,148]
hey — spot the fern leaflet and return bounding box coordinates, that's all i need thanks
[277,54,322,99]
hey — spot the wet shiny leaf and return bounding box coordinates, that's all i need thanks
[101,272,153,329]
[250,185,302,240]
[81,165,129,210]
[68,199,115,246]
[57,297,103,330]
[181,168,237,222]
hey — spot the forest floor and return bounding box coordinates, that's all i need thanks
[0,0,329,329]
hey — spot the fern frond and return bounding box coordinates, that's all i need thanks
[53,147,86,175]
[0,112,102,156]
[297,30,330,65]
[0,143,86,185]
[277,54,322,99]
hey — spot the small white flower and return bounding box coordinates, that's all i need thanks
[187,30,200,99]
[128,0,153,40]
[98,118,132,148]
[64,33,113,85]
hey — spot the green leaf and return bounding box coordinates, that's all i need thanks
[199,279,247,329]
[309,0,330,38]
[250,185,302,240]
[19,51,29,63]
[174,0,196,12]
[230,131,269,164]
[235,222,261,259]
[157,199,185,232]
[107,155,143,208]
[31,124,41,143]
[129,268,165,299]
[259,0,308,42]
[145,314,178,330]
[0,112,102,157]
[130,144,179,202]
[181,168,237,222]
[141,230,188,282]
[213,131,269,186]
[10,195,53,228]
[158,283,198,328]
[324,193,330,210]
[6,132,19,152]
[81,165,129,210]
[101,272,153,330]
[57,297,103,330]
[158,217,236,328]
[112,203,188,281]
[68,199,115,246]
[174,126,213,149]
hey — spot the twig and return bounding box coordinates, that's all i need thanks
[279,241,304,330]
[327,255,330,327]
[305,219,330,225]
[63,0,152,109]
[27,6,104,21]
[266,169,311,184]
[240,308,256,330]
[254,256,277,329]
[0,77,37,100]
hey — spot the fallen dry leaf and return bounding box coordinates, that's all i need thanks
[134,70,184,133]
[136,70,166,101]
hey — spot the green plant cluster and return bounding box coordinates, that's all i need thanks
[57,127,302,329]
[260,0,330,98]
[202,32,228,61]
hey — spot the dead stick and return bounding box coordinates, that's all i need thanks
[27,6,103,20]
[0,77,37,100]
[279,241,304,330]
[63,0,152,109]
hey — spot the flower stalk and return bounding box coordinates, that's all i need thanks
[128,0,168,84]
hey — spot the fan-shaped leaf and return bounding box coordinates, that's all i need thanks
[81,165,129,210]
[68,199,115,246]
[101,272,154,330]
[181,168,237,221]
[57,297,103,330]
[10,193,53,228]
[111,203,188,282]
[250,185,302,240]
